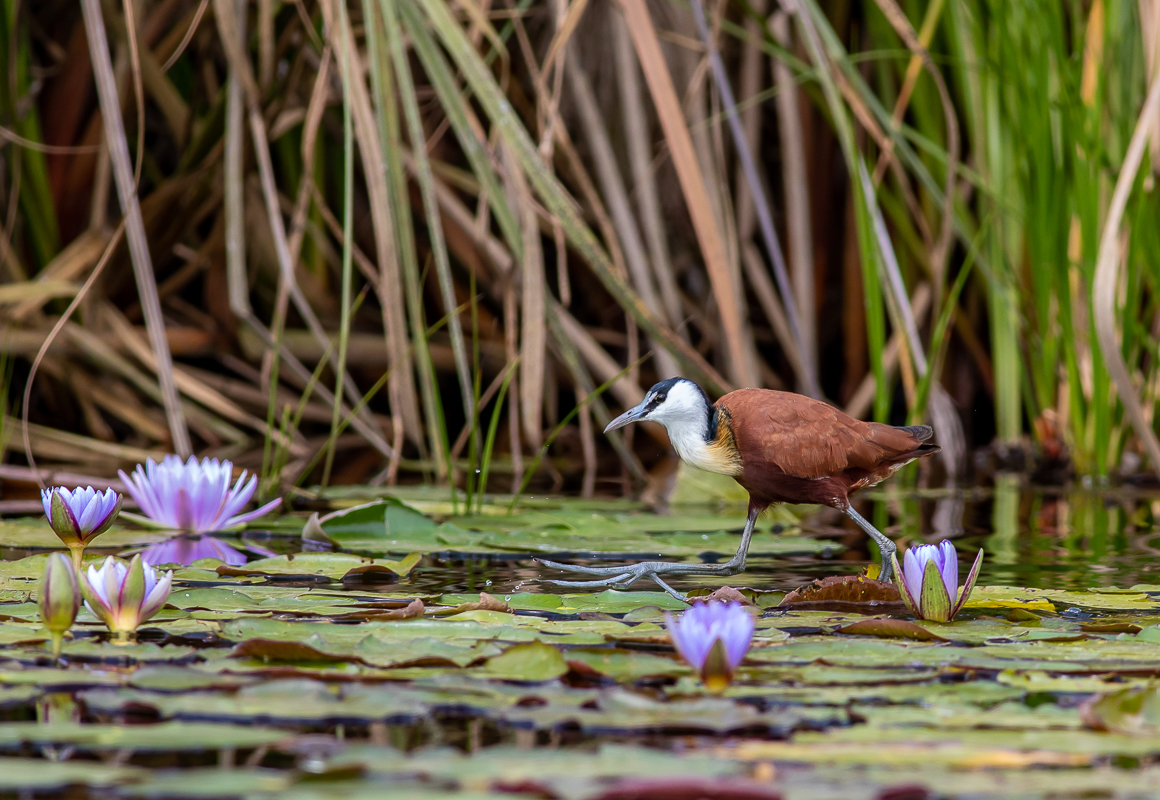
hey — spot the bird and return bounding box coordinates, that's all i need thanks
[539,378,940,601]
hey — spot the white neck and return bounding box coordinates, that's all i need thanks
[664,416,730,474]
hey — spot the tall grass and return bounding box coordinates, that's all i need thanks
[2,0,1160,499]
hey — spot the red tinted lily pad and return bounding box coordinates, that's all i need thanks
[780,576,904,612]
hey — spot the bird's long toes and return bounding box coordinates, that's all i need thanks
[545,575,633,589]
[535,559,632,576]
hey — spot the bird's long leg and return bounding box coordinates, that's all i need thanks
[537,506,762,602]
[844,505,896,582]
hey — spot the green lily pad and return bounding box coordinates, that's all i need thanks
[0,721,292,750]
[564,648,686,681]
[0,757,146,790]
[479,642,568,681]
[0,518,169,549]
[216,552,421,581]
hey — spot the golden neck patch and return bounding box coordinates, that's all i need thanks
[668,406,741,476]
[704,407,743,475]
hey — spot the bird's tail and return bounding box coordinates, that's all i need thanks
[894,424,934,442]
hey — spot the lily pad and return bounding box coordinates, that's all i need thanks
[216,552,421,581]
[479,642,568,681]
[0,518,169,549]
[0,721,292,750]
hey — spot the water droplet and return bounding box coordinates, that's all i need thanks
[475,469,481,474]
[504,595,511,601]
[485,580,493,586]
[702,534,709,540]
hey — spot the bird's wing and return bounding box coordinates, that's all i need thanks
[722,390,907,480]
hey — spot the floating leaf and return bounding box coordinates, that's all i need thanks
[1081,685,1160,735]
[0,758,146,790]
[564,648,686,682]
[230,639,359,664]
[216,553,421,581]
[0,721,292,750]
[780,576,904,611]
[480,642,568,681]
[835,618,948,642]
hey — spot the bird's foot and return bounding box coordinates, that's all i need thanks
[535,558,744,603]
[875,538,897,583]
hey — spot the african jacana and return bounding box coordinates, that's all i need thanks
[540,378,940,600]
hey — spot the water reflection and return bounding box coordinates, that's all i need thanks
[139,535,251,567]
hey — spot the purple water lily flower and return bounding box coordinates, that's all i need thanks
[118,455,280,534]
[81,555,172,640]
[139,535,249,567]
[891,539,984,623]
[41,486,122,570]
[664,600,755,692]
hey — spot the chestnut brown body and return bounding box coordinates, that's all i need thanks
[712,389,939,513]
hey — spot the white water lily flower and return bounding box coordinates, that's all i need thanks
[118,455,280,533]
[82,555,172,636]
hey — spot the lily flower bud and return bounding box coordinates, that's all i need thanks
[38,553,80,659]
[891,540,984,623]
[41,486,122,571]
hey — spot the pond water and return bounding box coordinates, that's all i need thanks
[4,477,1160,799]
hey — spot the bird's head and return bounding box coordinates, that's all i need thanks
[604,378,711,434]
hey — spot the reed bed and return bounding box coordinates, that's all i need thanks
[1,0,1159,503]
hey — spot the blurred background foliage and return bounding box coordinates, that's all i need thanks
[1,0,1159,503]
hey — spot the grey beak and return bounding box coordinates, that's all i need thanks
[604,400,648,433]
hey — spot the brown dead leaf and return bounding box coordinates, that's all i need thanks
[701,586,754,606]
[835,618,948,642]
[329,599,427,621]
[779,575,904,613]
[361,598,425,620]
[432,592,513,616]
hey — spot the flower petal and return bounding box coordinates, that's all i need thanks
[216,472,257,527]
[118,467,153,519]
[902,548,925,597]
[719,605,755,669]
[892,552,919,616]
[224,497,282,529]
[76,489,106,533]
[950,548,986,619]
[918,557,953,622]
[48,489,82,545]
[936,540,958,600]
[139,570,173,622]
[89,492,123,538]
